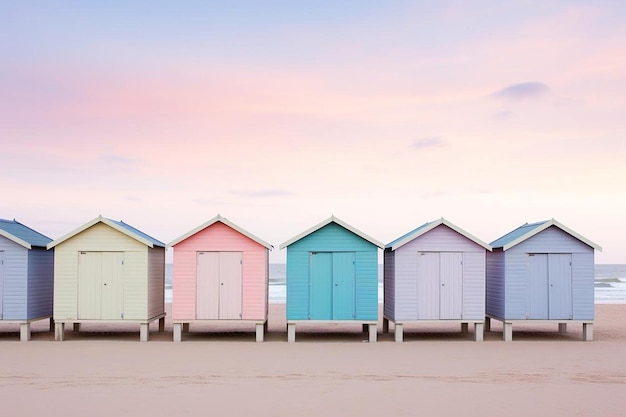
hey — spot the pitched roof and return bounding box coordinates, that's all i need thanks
[47,215,165,249]
[0,219,52,249]
[490,219,602,251]
[386,218,492,251]
[279,215,384,249]
[167,214,273,250]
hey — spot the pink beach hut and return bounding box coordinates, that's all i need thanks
[168,215,273,342]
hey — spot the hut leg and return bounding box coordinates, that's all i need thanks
[382,318,389,333]
[503,322,513,342]
[256,323,264,342]
[49,317,54,332]
[73,323,81,332]
[173,323,182,342]
[583,323,594,341]
[183,323,190,333]
[461,323,469,334]
[368,323,377,343]
[394,323,403,343]
[264,320,269,333]
[558,323,567,333]
[474,323,484,342]
[287,323,296,343]
[55,322,65,341]
[484,317,491,332]
[159,317,165,332]
[20,323,31,342]
[140,323,149,342]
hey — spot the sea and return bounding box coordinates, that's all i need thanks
[165,264,626,304]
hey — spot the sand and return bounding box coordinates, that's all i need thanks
[1,304,625,417]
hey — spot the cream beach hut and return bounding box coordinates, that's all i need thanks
[486,219,601,341]
[168,215,273,342]
[383,218,492,342]
[48,216,166,342]
[0,219,54,341]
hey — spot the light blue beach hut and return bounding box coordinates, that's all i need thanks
[0,219,54,341]
[383,218,492,342]
[280,216,383,342]
[486,219,601,341]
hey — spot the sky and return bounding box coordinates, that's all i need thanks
[1,1,625,263]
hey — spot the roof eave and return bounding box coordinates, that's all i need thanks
[47,215,157,249]
[0,230,32,249]
[168,215,273,250]
[280,215,383,249]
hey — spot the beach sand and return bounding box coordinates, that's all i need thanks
[1,304,625,417]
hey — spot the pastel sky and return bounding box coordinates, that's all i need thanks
[2,1,625,263]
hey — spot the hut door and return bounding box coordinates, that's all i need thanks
[417,252,463,319]
[197,252,220,319]
[0,251,4,319]
[527,254,549,319]
[78,252,124,320]
[196,252,243,320]
[309,252,355,320]
[310,252,333,320]
[416,252,440,319]
[100,252,125,320]
[332,252,355,320]
[548,254,572,319]
[439,252,463,319]
[218,252,243,320]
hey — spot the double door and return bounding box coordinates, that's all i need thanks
[416,252,463,320]
[309,252,355,320]
[78,251,125,320]
[528,253,572,319]
[196,251,242,320]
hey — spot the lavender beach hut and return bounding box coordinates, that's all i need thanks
[383,218,491,342]
[48,216,166,342]
[280,216,383,343]
[0,219,54,341]
[168,215,273,342]
[486,219,601,341]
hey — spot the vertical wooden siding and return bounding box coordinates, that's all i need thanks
[392,225,486,321]
[53,223,147,320]
[27,247,54,319]
[502,226,594,320]
[147,247,165,319]
[383,249,395,320]
[286,223,378,321]
[0,237,28,320]
[172,222,268,321]
[486,250,505,318]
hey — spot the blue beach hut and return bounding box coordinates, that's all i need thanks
[486,219,601,341]
[0,219,54,341]
[279,216,383,342]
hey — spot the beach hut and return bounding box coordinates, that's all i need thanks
[486,219,601,341]
[48,215,166,342]
[168,215,273,342]
[383,218,492,342]
[280,216,383,342]
[0,219,54,341]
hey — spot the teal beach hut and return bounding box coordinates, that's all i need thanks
[280,216,383,342]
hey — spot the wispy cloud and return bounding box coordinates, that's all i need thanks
[411,137,444,149]
[494,110,513,120]
[493,82,550,101]
[233,189,292,198]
